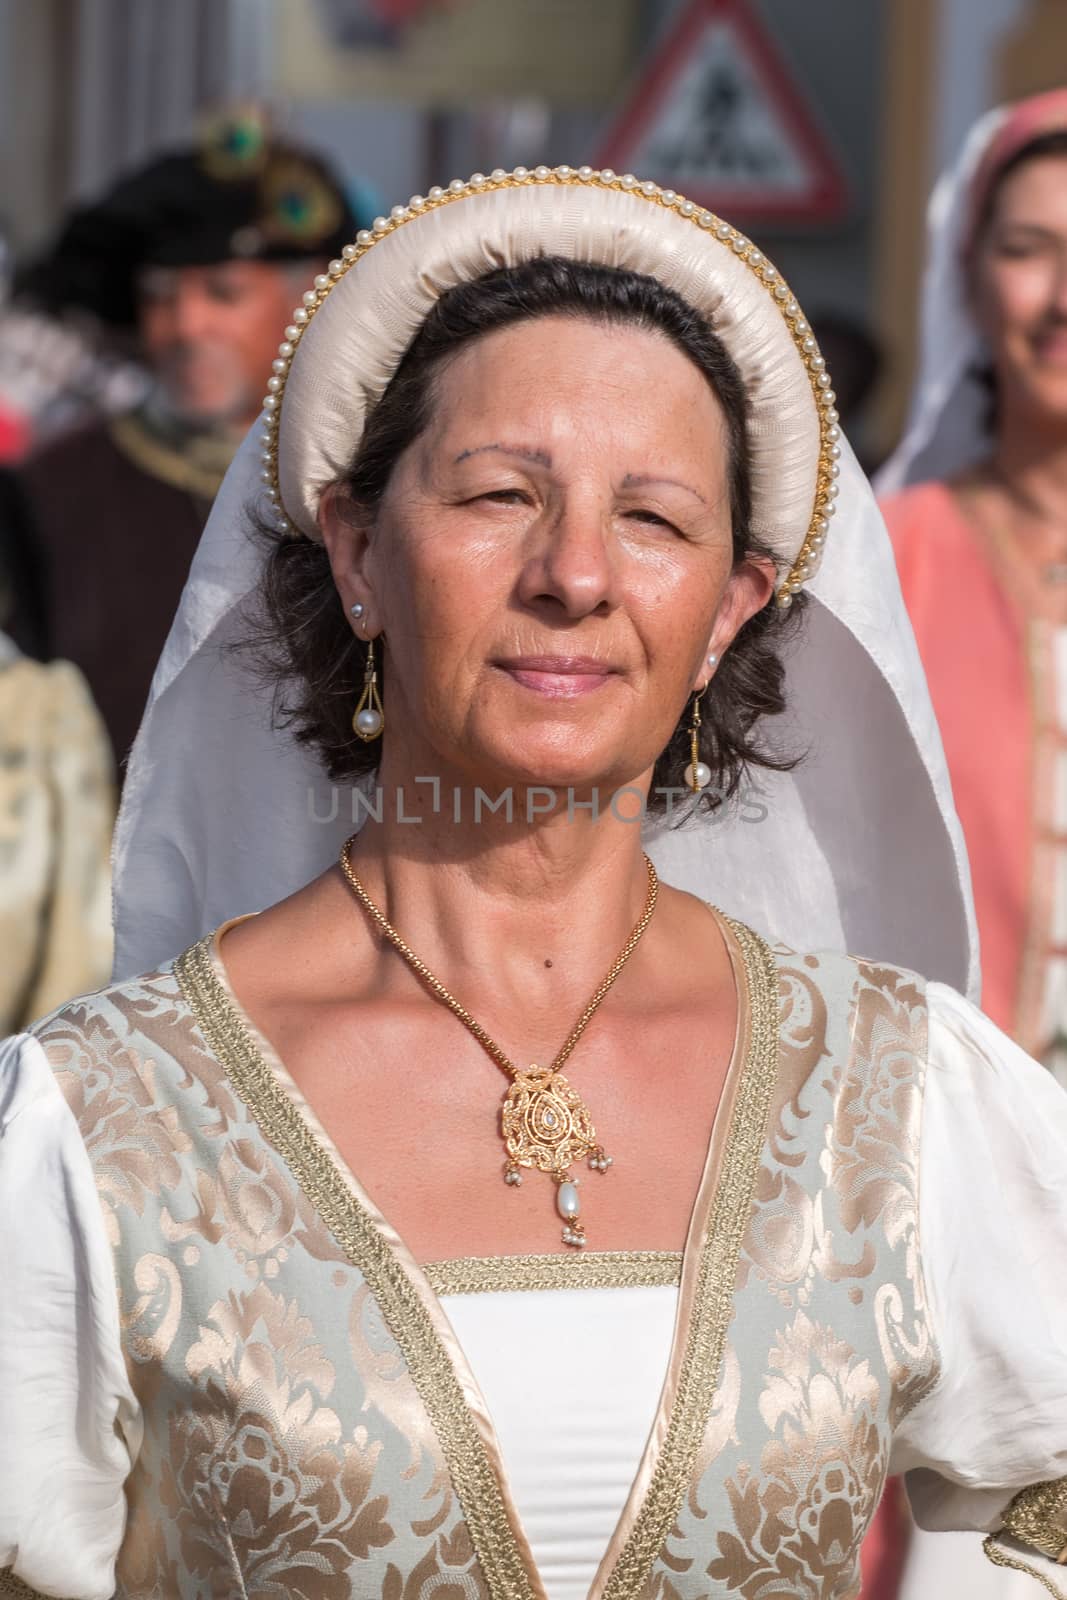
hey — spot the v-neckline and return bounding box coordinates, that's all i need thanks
[175,910,781,1600]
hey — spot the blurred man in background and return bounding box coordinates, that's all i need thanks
[0,109,358,769]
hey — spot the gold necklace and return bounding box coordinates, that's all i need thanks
[339,836,659,1248]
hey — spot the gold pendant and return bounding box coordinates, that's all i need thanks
[500,1065,613,1248]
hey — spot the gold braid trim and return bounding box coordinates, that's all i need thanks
[178,917,779,1600]
[424,1250,683,1296]
[984,1539,1067,1597]
[983,1478,1067,1597]
[109,411,234,501]
[0,1572,47,1597]
[176,936,539,1600]
[600,917,781,1600]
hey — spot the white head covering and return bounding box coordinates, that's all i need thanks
[878,88,1067,493]
[112,166,978,999]
[876,108,1008,495]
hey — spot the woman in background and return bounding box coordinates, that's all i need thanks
[881,88,1067,1082]
[0,628,113,1030]
[880,88,1067,1600]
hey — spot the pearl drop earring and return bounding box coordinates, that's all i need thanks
[684,689,712,792]
[707,652,718,667]
[352,636,384,741]
[350,602,364,620]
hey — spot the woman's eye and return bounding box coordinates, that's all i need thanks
[627,508,678,533]
[995,235,1050,259]
[477,489,530,505]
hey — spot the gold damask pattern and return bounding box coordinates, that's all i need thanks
[35,965,493,1600]
[601,918,782,1600]
[159,1283,393,1595]
[19,935,955,1599]
[179,921,782,1600]
[176,936,531,1600]
[649,950,941,1600]
[424,1251,684,1295]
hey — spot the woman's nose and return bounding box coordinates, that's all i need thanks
[517,498,620,618]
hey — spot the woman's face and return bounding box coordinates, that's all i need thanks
[971,153,1067,429]
[323,314,774,797]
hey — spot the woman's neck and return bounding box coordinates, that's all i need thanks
[341,759,663,1020]
[988,415,1067,526]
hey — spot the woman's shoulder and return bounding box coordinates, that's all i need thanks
[0,649,104,741]
[878,477,959,527]
[770,938,927,999]
[771,941,1048,1086]
[11,956,207,1113]
[28,959,186,1041]
[4,945,244,1198]
[767,941,941,1077]
[878,477,977,566]
[0,968,188,1215]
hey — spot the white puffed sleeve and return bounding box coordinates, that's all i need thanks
[891,983,1067,1592]
[0,1032,140,1600]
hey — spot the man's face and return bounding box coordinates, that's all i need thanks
[137,259,311,430]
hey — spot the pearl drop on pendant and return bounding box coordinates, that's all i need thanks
[556,1181,581,1219]
[685,761,712,791]
[355,707,383,737]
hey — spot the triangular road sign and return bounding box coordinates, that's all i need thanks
[596,0,848,223]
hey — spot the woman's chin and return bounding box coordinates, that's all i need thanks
[456,736,646,802]
[1004,368,1067,425]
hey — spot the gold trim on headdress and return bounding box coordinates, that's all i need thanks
[257,165,839,607]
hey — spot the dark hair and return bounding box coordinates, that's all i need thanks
[975,127,1067,243]
[244,256,805,813]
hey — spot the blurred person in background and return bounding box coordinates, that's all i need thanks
[881,89,1067,1083]
[0,109,358,770]
[0,234,113,1034]
[0,629,113,1032]
[879,87,1067,1600]
[0,207,146,470]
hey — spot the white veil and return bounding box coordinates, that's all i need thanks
[111,171,978,999]
[876,108,1008,495]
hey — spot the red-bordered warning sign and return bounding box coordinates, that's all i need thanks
[596,0,848,224]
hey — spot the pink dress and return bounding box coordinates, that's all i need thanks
[883,481,1067,1074]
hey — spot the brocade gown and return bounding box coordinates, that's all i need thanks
[1,915,1066,1600]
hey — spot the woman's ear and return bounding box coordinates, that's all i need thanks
[318,483,378,628]
[708,554,777,662]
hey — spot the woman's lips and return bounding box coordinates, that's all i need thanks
[1035,330,1067,366]
[495,656,619,698]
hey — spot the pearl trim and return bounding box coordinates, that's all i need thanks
[259,167,837,605]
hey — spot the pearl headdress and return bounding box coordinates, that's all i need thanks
[257,165,840,606]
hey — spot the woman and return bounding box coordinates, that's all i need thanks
[0,630,113,1031]
[1,169,1064,1600]
[879,90,1067,1600]
[880,89,1067,1079]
